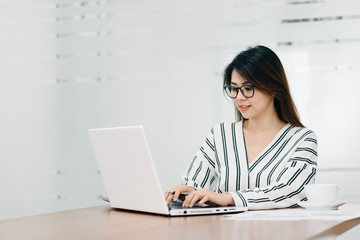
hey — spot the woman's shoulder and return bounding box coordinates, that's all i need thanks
[288,124,317,141]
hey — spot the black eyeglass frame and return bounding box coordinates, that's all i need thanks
[223,85,255,99]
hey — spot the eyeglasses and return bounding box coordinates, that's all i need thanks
[224,85,255,98]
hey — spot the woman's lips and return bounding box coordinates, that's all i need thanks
[239,105,250,111]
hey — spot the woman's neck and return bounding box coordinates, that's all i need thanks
[243,114,286,133]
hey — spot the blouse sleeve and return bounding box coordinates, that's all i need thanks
[181,128,217,190]
[230,131,318,210]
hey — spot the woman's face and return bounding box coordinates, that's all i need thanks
[230,70,274,120]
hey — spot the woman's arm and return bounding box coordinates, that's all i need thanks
[181,128,217,190]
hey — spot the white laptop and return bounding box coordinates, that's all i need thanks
[88,126,247,216]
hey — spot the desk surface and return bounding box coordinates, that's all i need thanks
[1,205,360,240]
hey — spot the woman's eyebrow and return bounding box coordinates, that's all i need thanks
[231,81,251,86]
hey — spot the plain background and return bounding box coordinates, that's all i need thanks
[0,0,360,221]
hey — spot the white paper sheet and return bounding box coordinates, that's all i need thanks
[224,208,360,221]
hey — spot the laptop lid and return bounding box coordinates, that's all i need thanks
[89,126,169,215]
[88,126,247,216]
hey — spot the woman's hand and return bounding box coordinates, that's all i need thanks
[182,189,235,207]
[165,185,196,205]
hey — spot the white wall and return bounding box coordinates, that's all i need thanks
[0,0,359,220]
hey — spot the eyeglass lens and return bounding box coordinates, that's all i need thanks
[225,85,254,98]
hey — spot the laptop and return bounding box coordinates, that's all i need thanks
[88,126,247,216]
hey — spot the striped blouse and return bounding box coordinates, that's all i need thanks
[181,121,318,210]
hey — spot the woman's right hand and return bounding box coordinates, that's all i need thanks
[165,185,196,205]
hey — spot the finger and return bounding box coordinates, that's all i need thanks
[166,190,176,203]
[166,194,174,205]
[165,194,170,204]
[189,194,201,208]
[183,194,193,207]
[189,195,204,207]
[173,190,184,202]
[184,192,197,207]
[165,191,173,201]
[198,195,209,205]
[165,188,176,196]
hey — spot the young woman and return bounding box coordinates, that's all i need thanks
[165,46,317,210]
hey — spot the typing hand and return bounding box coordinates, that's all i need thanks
[165,185,196,205]
[182,189,235,208]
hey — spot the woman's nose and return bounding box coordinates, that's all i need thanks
[235,91,246,101]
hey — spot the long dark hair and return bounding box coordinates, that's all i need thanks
[223,45,304,127]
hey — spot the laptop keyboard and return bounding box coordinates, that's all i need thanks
[169,200,213,209]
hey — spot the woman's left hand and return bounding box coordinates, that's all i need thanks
[182,189,235,207]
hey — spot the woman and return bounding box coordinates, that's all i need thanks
[165,46,317,210]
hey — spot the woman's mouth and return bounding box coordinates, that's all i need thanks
[239,105,251,111]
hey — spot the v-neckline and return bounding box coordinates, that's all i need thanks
[241,120,290,168]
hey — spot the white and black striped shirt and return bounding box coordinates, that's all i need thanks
[181,121,318,210]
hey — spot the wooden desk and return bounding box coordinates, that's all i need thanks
[0,205,359,240]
